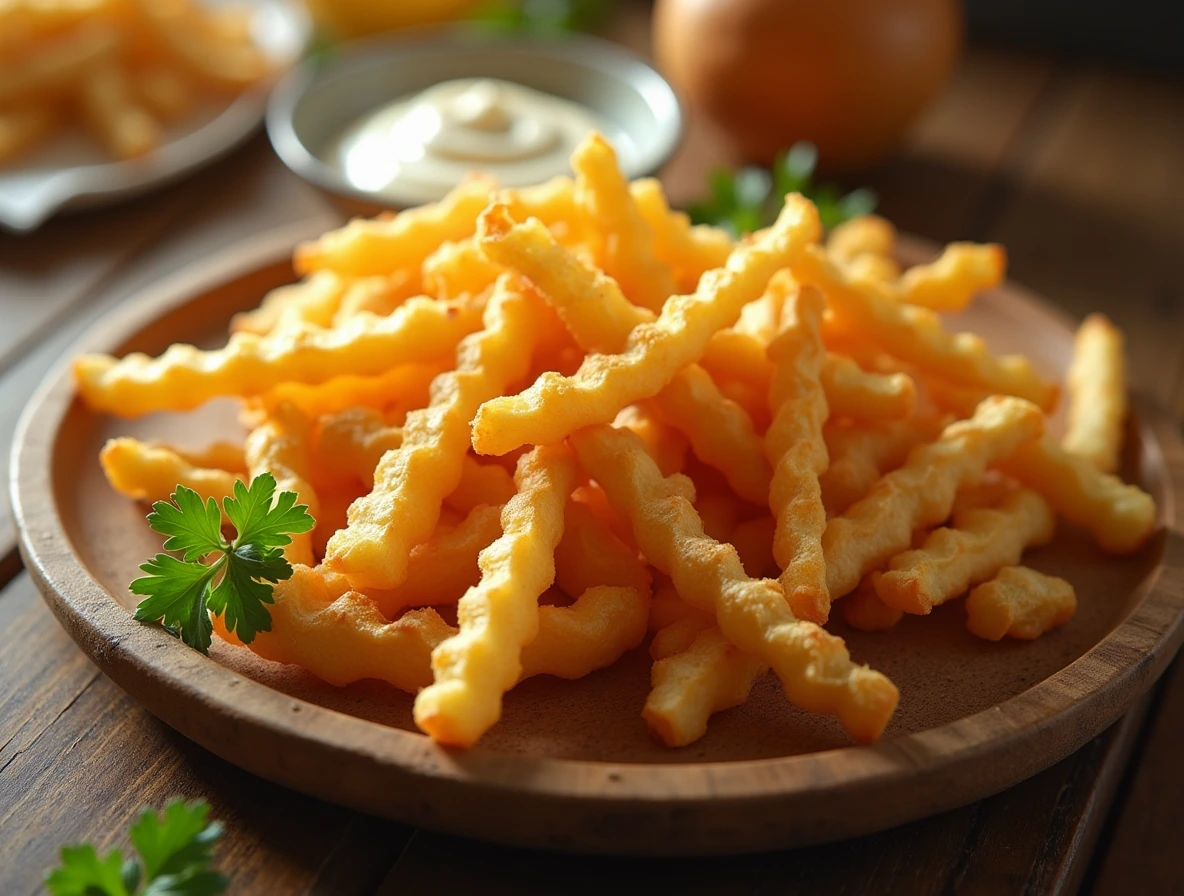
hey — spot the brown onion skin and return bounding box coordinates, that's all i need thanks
[653,0,963,171]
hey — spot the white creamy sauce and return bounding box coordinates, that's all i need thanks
[327,78,610,204]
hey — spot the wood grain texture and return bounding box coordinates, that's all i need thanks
[0,574,410,896]
[382,698,1147,896]
[1091,653,1184,895]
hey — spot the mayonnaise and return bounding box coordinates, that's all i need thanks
[327,78,608,204]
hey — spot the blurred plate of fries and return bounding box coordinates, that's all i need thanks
[12,156,1184,853]
[0,0,310,232]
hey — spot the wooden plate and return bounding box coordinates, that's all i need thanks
[12,225,1184,855]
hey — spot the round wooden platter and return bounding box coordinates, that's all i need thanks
[11,224,1184,856]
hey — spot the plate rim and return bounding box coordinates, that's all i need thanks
[11,228,1184,855]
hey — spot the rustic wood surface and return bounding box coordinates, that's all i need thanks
[2,23,1183,896]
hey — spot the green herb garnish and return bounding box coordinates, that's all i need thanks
[130,473,314,654]
[689,142,878,236]
[45,799,227,896]
[469,0,614,35]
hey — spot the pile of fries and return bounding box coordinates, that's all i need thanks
[0,0,269,164]
[75,133,1157,748]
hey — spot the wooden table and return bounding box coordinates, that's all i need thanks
[3,38,1184,895]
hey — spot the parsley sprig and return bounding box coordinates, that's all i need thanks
[131,473,314,654]
[45,799,226,896]
[689,142,878,237]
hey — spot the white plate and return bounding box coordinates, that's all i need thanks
[0,0,310,233]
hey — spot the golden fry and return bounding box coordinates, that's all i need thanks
[644,626,767,747]
[997,435,1156,554]
[765,286,830,623]
[966,566,1077,641]
[245,402,319,567]
[554,498,652,598]
[296,176,496,277]
[573,133,673,312]
[231,271,346,336]
[414,444,578,746]
[824,396,1045,598]
[821,353,916,421]
[896,243,1006,312]
[1063,314,1126,472]
[100,437,242,507]
[520,586,650,681]
[74,297,481,417]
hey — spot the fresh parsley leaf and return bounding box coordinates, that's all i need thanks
[146,487,224,561]
[45,844,131,896]
[689,141,878,236]
[131,473,314,654]
[129,801,222,882]
[46,800,227,896]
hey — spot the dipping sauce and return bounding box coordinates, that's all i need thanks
[328,77,609,204]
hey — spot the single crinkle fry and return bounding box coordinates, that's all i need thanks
[294,175,496,277]
[824,396,1045,599]
[648,578,710,632]
[651,364,772,504]
[797,246,1058,410]
[895,243,1006,312]
[259,361,443,422]
[325,276,542,591]
[472,195,821,456]
[571,424,898,743]
[966,566,1077,641]
[160,440,247,474]
[231,271,346,335]
[820,413,947,515]
[997,435,1156,554]
[645,626,768,747]
[100,437,242,508]
[630,177,734,293]
[368,503,504,619]
[650,613,714,660]
[520,586,650,681]
[414,444,578,746]
[821,353,916,421]
[874,489,1055,615]
[842,577,904,632]
[248,566,453,692]
[1063,314,1127,473]
[828,215,896,267]
[765,286,831,623]
[74,297,482,417]
[573,133,674,312]
[245,402,320,567]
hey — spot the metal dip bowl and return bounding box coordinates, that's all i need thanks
[266,28,684,212]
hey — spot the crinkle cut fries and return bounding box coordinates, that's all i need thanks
[77,132,1157,749]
